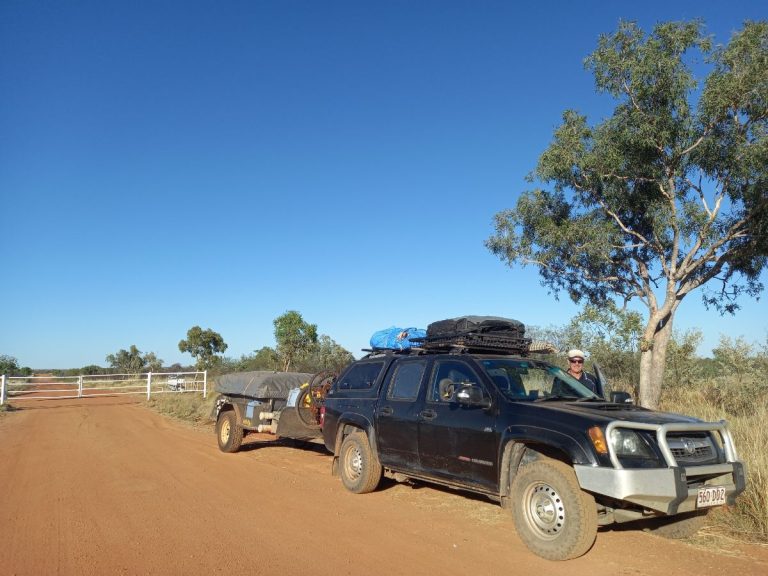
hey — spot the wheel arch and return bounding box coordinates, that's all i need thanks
[498,427,590,505]
[331,413,377,456]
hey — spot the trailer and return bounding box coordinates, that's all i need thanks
[211,370,335,452]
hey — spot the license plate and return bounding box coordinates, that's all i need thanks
[697,486,727,508]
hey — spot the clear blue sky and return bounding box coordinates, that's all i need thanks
[1,0,766,369]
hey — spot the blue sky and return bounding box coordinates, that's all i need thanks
[1,0,766,369]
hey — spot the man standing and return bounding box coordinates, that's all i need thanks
[566,349,598,394]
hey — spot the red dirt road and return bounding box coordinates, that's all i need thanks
[1,397,766,576]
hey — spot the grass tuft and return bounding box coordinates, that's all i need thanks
[661,382,768,543]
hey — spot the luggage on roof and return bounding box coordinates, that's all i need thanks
[370,327,427,350]
[426,316,525,338]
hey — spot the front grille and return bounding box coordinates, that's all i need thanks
[667,434,718,465]
[671,446,713,459]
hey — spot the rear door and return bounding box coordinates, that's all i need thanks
[417,358,499,491]
[374,358,428,471]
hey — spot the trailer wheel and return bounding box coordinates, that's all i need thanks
[510,457,597,560]
[339,431,382,494]
[216,410,244,453]
[642,510,708,539]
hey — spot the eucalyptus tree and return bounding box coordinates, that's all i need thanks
[487,20,768,408]
[105,345,162,374]
[273,311,318,372]
[178,326,228,371]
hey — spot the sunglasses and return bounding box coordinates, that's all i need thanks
[569,358,584,364]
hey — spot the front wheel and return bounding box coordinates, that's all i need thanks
[216,410,244,453]
[511,457,598,561]
[339,431,382,494]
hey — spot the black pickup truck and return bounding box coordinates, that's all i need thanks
[320,336,746,561]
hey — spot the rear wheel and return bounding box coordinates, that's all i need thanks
[216,410,244,453]
[643,510,708,539]
[339,431,382,494]
[511,457,597,560]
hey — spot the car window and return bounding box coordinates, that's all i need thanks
[479,358,598,400]
[337,361,385,390]
[428,360,482,402]
[387,360,427,400]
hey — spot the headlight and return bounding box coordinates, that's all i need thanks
[609,428,654,458]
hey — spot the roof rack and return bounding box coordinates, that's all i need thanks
[361,333,542,358]
[360,347,427,358]
[412,333,533,355]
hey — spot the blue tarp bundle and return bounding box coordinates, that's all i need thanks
[370,327,427,350]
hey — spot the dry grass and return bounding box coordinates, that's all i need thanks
[145,392,217,426]
[660,383,768,544]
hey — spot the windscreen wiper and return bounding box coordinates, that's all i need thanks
[535,394,580,402]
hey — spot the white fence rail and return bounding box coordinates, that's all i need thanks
[0,372,207,405]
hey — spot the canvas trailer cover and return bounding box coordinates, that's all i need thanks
[215,371,314,399]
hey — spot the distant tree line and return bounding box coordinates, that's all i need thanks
[5,308,764,403]
[2,310,354,378]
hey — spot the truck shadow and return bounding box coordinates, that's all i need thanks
[238,436,331,455]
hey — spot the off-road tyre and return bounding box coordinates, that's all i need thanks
[216,410,244,453]
[339,431,382,494]
[642,510,708,539]
[295,387,320,429]
[511,457,598,561]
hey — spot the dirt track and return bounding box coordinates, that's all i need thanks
[1,396,766,576]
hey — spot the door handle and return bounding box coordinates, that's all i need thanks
[420,409,437,420]
[379,406,393,417]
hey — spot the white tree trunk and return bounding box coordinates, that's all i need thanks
[638,312,675,409]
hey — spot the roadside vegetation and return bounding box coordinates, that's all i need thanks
[140,309,768,546]
[146,391,217,425]
[658,338,768,544]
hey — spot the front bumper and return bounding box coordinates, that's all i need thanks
[574,461,747,514]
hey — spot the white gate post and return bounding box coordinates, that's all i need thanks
[203,370,207,398]
[1,375,6,405]
[147,372,152,400]
[78,376,83,398]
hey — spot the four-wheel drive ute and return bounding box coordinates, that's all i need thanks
[320,328,746,561]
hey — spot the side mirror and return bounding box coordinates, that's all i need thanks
[456,384,491,408]
[610,391,633,404]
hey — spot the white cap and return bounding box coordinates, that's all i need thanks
[567,349,585,360]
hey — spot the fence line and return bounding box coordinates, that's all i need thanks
[0,371,207,405]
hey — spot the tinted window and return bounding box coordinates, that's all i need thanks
[337,361,385,390]
[428,360,481,402]
[478,359,598,400]
[388,361,426,400]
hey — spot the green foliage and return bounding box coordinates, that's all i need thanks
[273,311,318,372]
[220,346,280,374]
[664,328,703,389]
[294,335,355,373]
[81,365,106,375]
[105,345,163,374]
[178,326,228,371]
[0,355,31,376]
[487,19,768,408]
[223,335,354,376]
